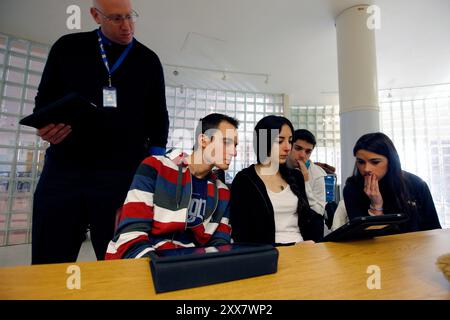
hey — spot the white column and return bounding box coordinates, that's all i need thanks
[336,4,380,188]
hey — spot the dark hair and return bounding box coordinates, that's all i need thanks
[347,132,408,212]
[253,115,308,219]
[293,129,316,147]
[253,115,294,164]
[193,113,239,150]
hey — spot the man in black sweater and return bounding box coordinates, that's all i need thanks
[32,0,169,264]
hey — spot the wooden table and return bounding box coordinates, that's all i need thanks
[1,229,449,299]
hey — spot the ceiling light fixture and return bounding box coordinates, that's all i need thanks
[387,90,392,98]
[165,63,269,84]
[321,82,450,95]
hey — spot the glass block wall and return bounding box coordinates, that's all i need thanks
[0,34,49,246]
[380,97,450,228]
[165,86,285,184]
[289,105,341,178]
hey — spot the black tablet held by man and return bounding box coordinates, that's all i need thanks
[321,213,409,242]
[19,92,97,129]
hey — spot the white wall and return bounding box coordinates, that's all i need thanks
[0,0,97,45]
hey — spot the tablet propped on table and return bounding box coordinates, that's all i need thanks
[321,213,408,242]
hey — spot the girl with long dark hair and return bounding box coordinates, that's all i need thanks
[344,132,441,232]
[230,115,324,245]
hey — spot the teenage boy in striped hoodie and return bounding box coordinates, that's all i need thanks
[105,113,239,259]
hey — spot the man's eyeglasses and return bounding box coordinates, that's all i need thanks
[94,8,139,25]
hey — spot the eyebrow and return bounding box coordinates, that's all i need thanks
[294,143,312,150]
[223,137,238,148]
[356,157,384,161]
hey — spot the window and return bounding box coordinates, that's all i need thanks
[289,105,341,179]
[166,87,284,183]
[0,34,49,246]
[380,96,450,228]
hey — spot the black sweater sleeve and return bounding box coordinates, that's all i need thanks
[34,37,66,113]
[292,169,324,242]
[147,54,169,150]
[343,181,370,220]
[230,170,276,244]
[417,179,442,230]
[229,172,257,243]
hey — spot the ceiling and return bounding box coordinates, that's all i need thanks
[1,0,450,105]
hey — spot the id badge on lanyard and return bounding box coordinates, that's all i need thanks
[103,84,117,108]
[97,29,133,108]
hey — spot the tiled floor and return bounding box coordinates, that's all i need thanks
[0,235,97,267]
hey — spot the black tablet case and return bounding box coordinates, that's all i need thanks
[19,92,97,129]
[322,213,408,242]
[149,243,279,293]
